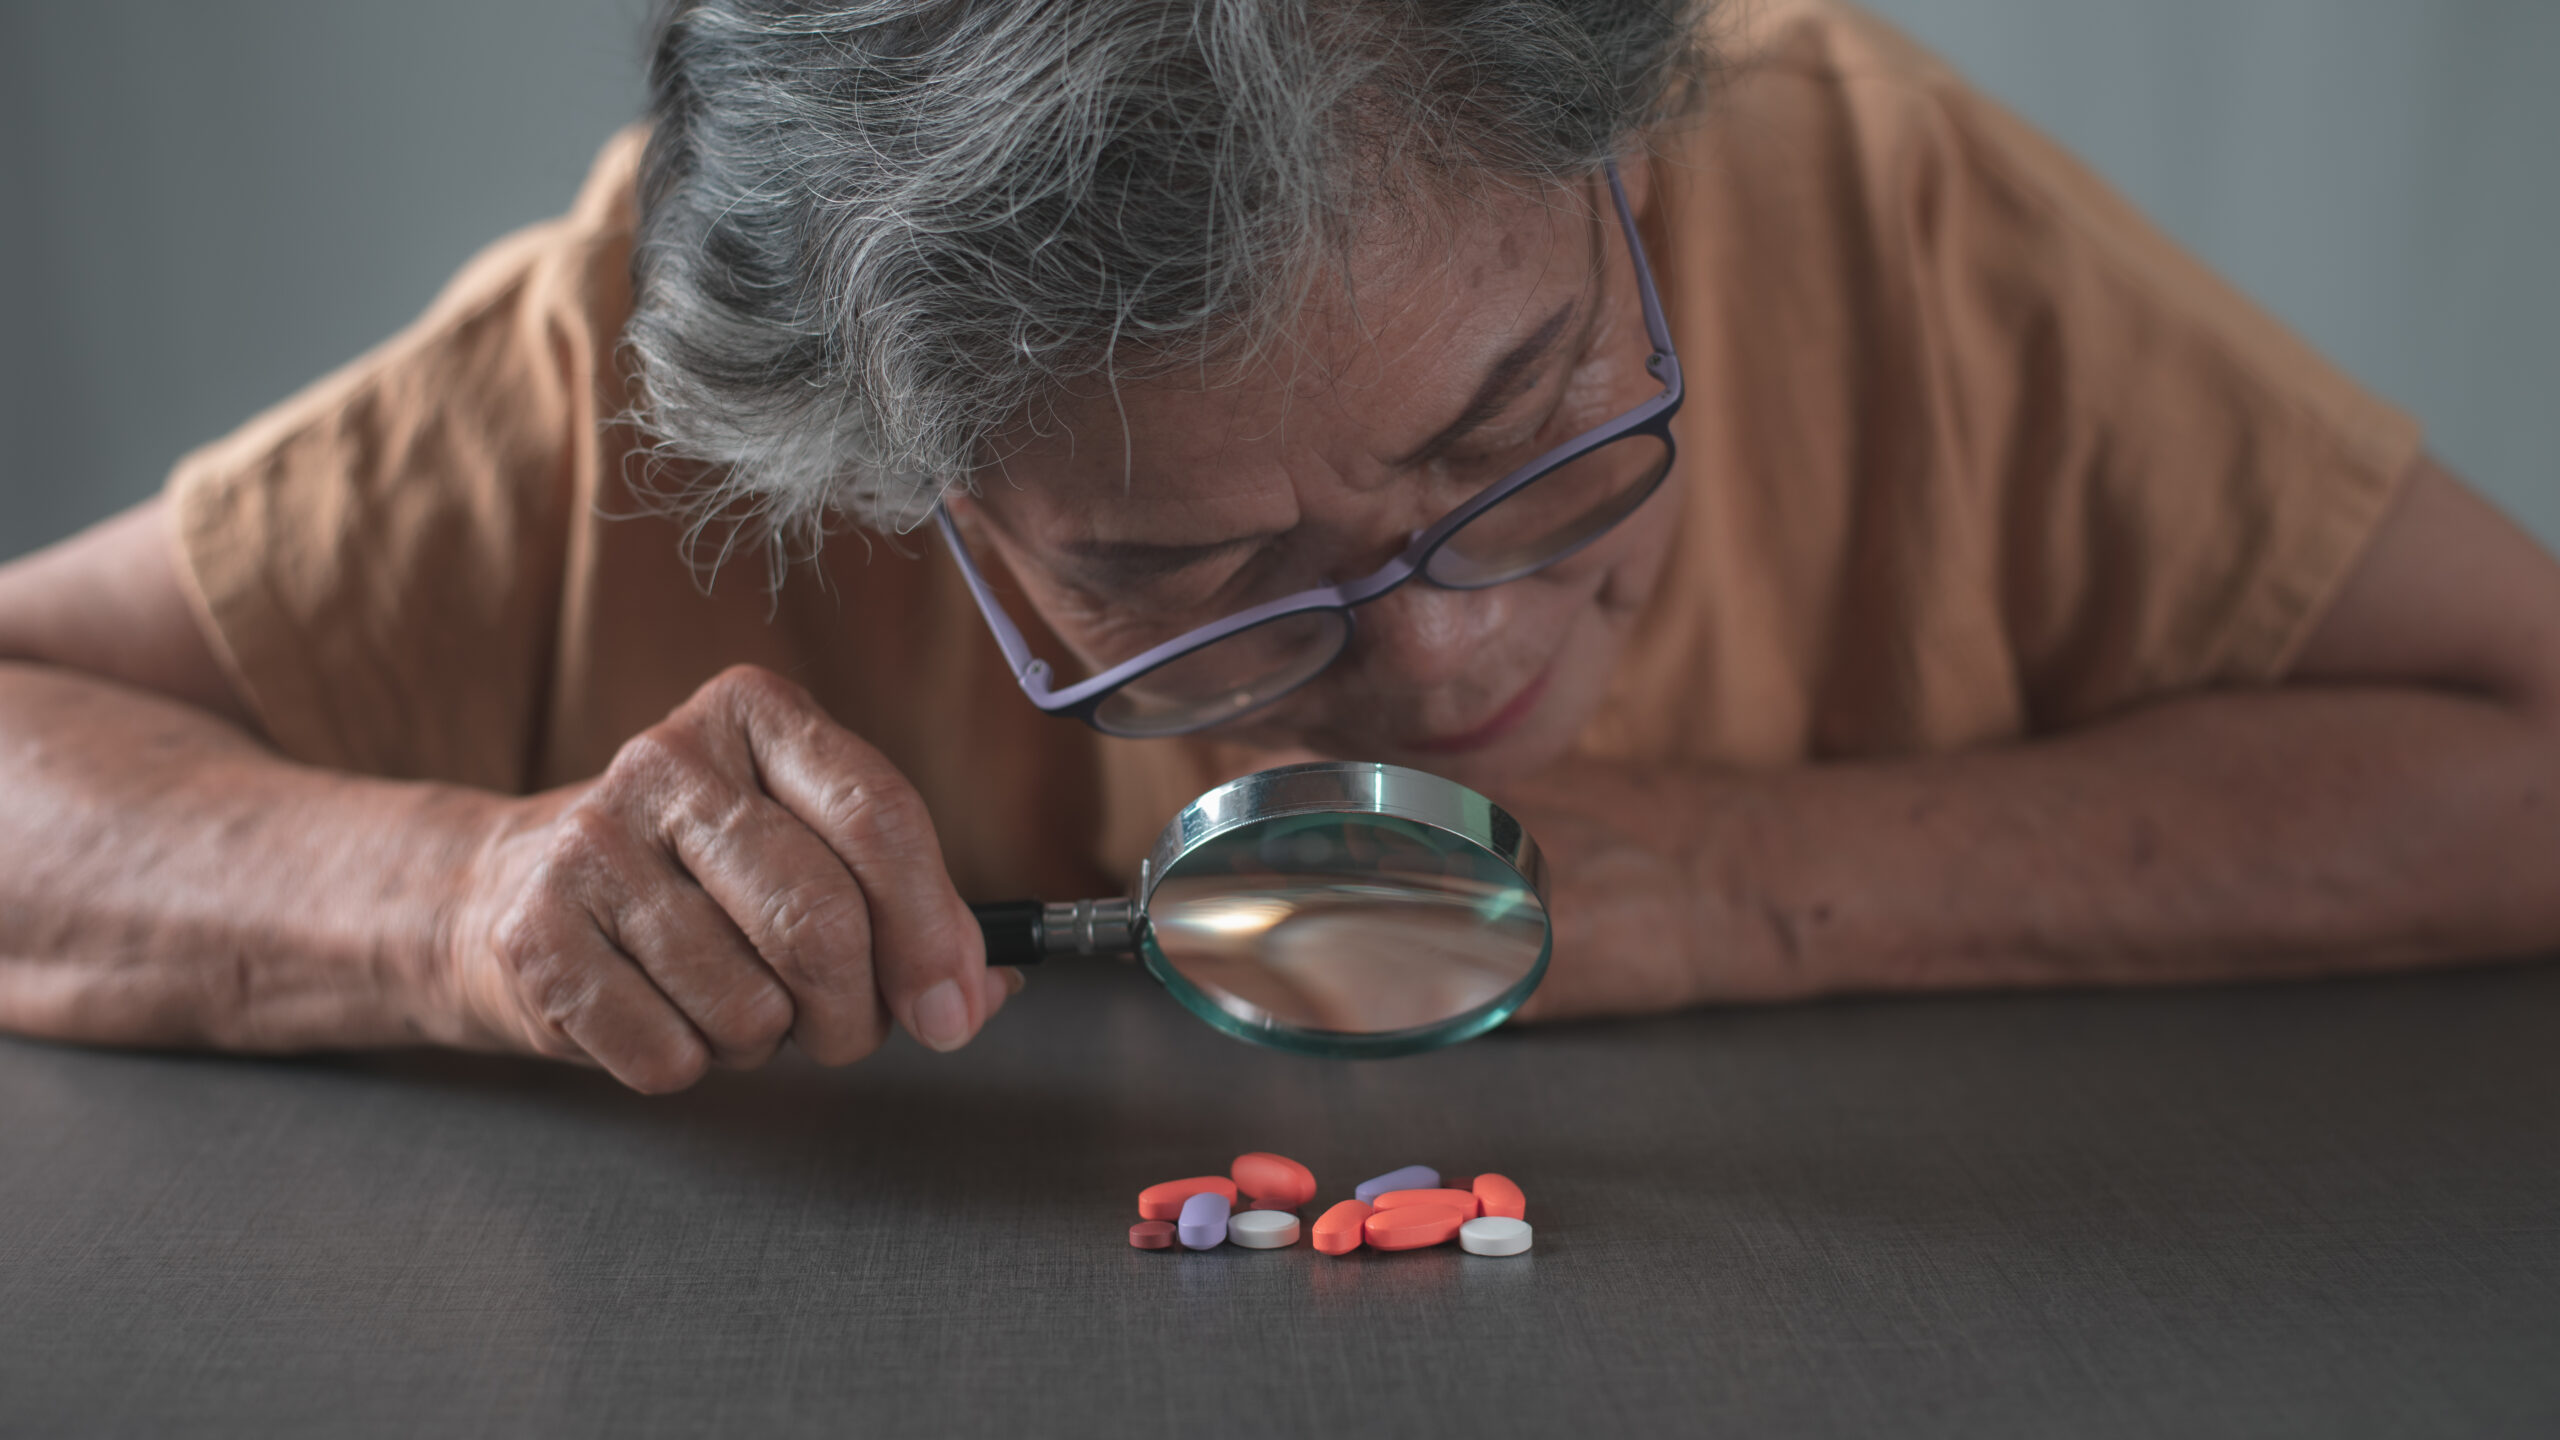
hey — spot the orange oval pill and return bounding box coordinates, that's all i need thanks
[1230,1152,1316,1210]
[1363,1204,1466,1251]
[1372,1188,1482,1220]
[1138,1176,1239,1221]
[1472,1172,1526,1221]
[1312,1200,1375,1256]
[1129,1221,1176,1249]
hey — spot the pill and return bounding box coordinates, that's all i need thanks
[1373,1188,1482,1220]
[1227,1210,1303,1249]
[1364,1204,1466,1251]
[1138,1176,1239,1221]
[1312,1200,1375,1256]
[1353,1165,1440,1203]
[1177,1190,1232,1249]
[1472,1172,1527,1221]
[1230,1152,1317,1210]
[1459,1216,1533,1257]
[1128,1221,1176,1250]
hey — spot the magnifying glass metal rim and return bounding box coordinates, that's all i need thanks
[1134,760,1552,1059]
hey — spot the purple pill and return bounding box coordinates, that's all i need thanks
[1353,1165,1440,1204]
[1177,1190,1231,1250]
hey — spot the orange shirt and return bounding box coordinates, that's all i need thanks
[164,0,2420,900]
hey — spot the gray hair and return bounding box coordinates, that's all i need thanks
[629,0,1713,554]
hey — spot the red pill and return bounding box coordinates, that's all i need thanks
[1128,1221,1176,1250]
[1372,1188,1482,1220]
[1230,1153,1317,1210]
[1472,1173,1526,1221]
[1312,1200,1376,1256]
[1138,1176,1239,1221]
[1364,1204,1466,1251]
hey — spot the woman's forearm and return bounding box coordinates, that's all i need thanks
[1511,685,2560,1014]
[0,661,497,1050]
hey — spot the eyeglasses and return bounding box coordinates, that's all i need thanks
[938,160,1685,738]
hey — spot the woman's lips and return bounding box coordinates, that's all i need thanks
[1405,666,1554,755]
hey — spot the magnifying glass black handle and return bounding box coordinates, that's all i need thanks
[969,898,1137,967]
[970,900,1050,967]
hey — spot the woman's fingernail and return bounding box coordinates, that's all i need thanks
[998,965,1027,996]
[911,979,972,1052]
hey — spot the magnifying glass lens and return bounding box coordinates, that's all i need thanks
[1141,811,1549,1055]
[968,763,1551,1058]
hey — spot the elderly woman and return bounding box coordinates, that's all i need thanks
[0,0,2554,1092]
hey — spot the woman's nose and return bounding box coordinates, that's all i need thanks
[1344,581,1505,690]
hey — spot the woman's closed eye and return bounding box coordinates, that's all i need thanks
[1423,293,1632,488]
[1433,353,1613,485]
[1059,534,1278,614]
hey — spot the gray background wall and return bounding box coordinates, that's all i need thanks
[2,0,2553,563]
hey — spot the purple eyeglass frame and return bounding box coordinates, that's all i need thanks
[933,160,1685,737]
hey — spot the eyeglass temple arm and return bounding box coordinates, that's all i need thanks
[933,504,1058,699]
[1604,160,1683,399]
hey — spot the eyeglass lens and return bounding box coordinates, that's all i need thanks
[1092,431,1671,733]
[1092,607,1353,737]
[1424,431,1673,589]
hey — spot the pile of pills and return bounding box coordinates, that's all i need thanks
[1128,1153,1532,1258]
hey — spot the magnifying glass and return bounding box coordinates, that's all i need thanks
[970,761,1549,1058]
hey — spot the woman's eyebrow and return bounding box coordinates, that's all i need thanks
[1392,298,1581,469]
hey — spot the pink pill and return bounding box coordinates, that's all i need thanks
[1137,1176,1237,1221]
[1373,1188,1482,1220]
[1473,1173,1527,1221]
[1313,1200,1375,1256]
[1230,1152,1317,1210]
[1364,1204,1466,1251]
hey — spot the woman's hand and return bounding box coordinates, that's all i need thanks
[437,665,1008,1092]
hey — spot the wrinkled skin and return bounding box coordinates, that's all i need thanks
[955,172,1673,793]
[3,167,2559,1087]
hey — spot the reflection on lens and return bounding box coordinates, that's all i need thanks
[1175,896,1293,937]
[1094,608,1351,737]
[1140,813,1548,1040]
[1427,431,1673,588]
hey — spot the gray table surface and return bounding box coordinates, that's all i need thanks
[5,958,2558,1439]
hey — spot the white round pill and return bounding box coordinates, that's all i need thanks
[1227,1209,1303,1249]
[1458,1216,1533,1257]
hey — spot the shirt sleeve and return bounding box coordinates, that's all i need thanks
[163,128,646,791]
